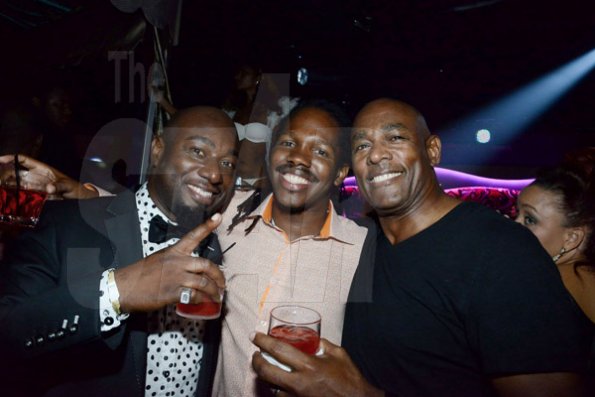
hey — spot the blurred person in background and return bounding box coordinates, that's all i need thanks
[32,79,84,179]
[0,105,43,158]
[516,147,595,392]
[516,148,595,322]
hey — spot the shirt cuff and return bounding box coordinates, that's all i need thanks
[83,183,114,197]
[99,269,129,332]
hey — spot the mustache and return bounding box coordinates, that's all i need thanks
[188,175,222,195]
[275,164,318,182]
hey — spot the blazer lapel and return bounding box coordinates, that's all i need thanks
[105,191,143,268]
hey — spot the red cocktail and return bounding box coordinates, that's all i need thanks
[176,293,223,320]
[0,186,48,228]
[269,324,321,355]
[263,306,322,371]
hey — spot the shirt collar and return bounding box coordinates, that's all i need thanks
[136,183,175,225]
[248,193,355,244]
[135,183,180,257]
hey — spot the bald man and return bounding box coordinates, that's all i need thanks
[251,99,593,397]
[0,107,239,397]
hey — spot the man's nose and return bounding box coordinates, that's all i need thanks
[286,145,311,167]
[368,144,391,164]
[198,158,223,184]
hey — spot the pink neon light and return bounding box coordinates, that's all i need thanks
[343,167,534,190]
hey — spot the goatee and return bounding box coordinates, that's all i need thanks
[171,202,210,233]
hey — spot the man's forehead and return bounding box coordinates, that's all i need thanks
[351,121,413,138]
[165,125,236,141]
[283,126,340,139]
[353,102,418,133]
[183,134,216,148]
[356,105,413,123]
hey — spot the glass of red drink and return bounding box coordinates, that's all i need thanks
[261,305,321,372]
[0,163,48,228]
[268,305,321,354]
[176,290,224,320]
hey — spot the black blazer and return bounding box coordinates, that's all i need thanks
[0,192,220,397]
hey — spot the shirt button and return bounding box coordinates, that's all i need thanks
[24,338,34,349]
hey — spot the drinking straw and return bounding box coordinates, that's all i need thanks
[14,154,20,215]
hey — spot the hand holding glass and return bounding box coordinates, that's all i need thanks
[262,305,322,371]
[176,288,223,320]
[0,161,49,228]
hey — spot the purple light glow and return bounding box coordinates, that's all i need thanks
[343,167,534,190]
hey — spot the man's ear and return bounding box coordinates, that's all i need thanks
[151,135,165,168]
[563,226,586,253]
[334,164,350,187]
[425,134,442,166]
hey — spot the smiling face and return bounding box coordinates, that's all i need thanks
[515,184,568,257]
[351,99,441,217]
[148,107,239,229]
[268,107,348,214]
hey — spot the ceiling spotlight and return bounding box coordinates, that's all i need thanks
[453,0,502,12]
[476,129,491,144]
[297,67,309,86]
[353,16,372,32]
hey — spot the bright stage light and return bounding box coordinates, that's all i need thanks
[297,67,309,86]
[447,48,595,148]
[476,129,491,143]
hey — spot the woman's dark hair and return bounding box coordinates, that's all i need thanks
[532,149,595,267]
[223,65,261,109]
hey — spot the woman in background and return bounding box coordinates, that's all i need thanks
[516,148,595,320]
[222,63,293,190]
[516,148,595,391]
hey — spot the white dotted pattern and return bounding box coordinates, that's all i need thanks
[98,269,129,332]
[136,184,206,397]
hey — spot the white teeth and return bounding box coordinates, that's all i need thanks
[371,172,402,183]
[188,185,213,198]
[282,174,310,185]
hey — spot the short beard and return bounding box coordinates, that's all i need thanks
[171,201,210,233]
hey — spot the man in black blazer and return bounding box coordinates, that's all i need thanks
[0,106,239,397]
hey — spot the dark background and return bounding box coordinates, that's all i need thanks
[2,0,595,179]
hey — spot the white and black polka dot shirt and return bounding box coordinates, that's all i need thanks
[136,184,206,397]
